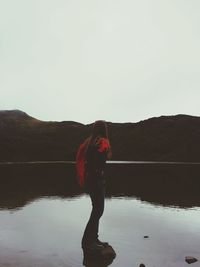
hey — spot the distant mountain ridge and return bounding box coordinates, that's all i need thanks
[0,109,200,162]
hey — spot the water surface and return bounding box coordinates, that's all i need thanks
[0,163,199,267]
[0,196,200,267]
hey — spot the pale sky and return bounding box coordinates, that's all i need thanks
[0,0,200,124]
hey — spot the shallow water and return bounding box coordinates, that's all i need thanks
[0,163,200,267]
[0,196,200,267]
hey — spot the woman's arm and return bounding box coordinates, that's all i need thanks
[107,150,112,159]
[107,140,112,159]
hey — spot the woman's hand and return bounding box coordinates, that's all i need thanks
[95,137,112,159]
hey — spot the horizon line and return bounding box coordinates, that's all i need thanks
[0,108,200,125]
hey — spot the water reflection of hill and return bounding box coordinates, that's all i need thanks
[0,163,200,210]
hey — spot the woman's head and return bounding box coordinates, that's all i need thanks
[84,120,111,158]
[91,120,108,139]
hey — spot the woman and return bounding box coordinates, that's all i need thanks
[76,120,112,251]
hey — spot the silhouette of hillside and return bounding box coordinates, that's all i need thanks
[0,110,200,162]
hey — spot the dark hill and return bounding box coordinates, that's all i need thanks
[0,110,200,162]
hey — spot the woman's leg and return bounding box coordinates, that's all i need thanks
[82,182,105,247]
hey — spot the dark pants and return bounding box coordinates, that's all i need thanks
[82,178,105,246]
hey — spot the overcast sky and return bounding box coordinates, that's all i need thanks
[0,0,200,124]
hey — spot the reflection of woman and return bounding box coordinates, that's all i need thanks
[76,120,112,250]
